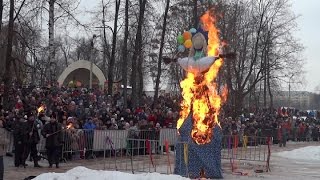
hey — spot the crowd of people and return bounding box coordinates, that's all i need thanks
[220,107,320,147]
[0,84,319,176]
[0,84,180,131]
[0,84,181,171]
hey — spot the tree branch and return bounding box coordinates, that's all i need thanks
[55,1,88,29]
[13,0,27,22]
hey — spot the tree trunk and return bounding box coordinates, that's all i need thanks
[137,54,143,105]
[192,0,198,28]
[61,47,68,67]
[31,49,36,86]
[263,54,267,107]
[3,0,14,109]
[0,0,3,83]
[267,60,273,109]
[233,90,244,118]
[266,38,273,109]
[102,3,108,78]
[107,0,120,95]
[0,0,3,33]
[131,0,147,109]
[102,43,107,75]
[48,0,55,84]
[121,0,129,109]
[153,0,170,104]
[12,58,21,85]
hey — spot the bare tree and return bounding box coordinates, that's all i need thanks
[0,0,3,33]
[107,0,121,95]
[215,0,303,116]
[121,0,129,108]
[131,0,147,108]
[48,0,55,83]
[101,0,111,77]
[57,36,72,67]
[153,0,170,103]
[3,0,15,108]
[192,0,198,28]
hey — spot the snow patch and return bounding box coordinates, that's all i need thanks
[275,146,320,161]
[34,166,189,180]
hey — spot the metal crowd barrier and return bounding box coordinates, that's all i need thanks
[221,135,270,162]
[6,124,314,175]
[60,129,165,160]
[3,128,272,173]
[174,135,271,175]
[102,138,163,173]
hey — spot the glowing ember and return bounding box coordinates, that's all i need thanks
[177,11,228,145]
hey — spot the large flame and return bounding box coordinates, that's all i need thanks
[177,11,228,145]
[201,12,220,57]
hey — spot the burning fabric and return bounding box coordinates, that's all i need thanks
[177,11,227,145]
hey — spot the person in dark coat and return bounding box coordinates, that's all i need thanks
[12,115,27,167]
[24,112,42,167]
[41,113,63,168]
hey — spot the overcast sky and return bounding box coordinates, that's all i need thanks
[77,0,320,92]
[291,0,320,92]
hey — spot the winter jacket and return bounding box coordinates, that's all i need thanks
[25,120,41,144]
[12,119,27,145]
[42,121,63,148]
[83,122,96,130]
[0,128,9,156]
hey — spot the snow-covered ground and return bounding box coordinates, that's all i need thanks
[274,146,320,162]
[34,145,320,180]
[34,166,189,180]
[5,142,320,180]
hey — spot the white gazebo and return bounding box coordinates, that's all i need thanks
[57,60,106,89]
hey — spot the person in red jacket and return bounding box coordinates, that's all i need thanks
[15,99,23,110]
[278,120,289,147]
[147,109,157,127]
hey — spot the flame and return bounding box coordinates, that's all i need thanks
[37,105,45,114]
[201,11,220,57]
[177,11,228,145]
[66,124,72,129]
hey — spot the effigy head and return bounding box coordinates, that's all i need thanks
[192,32,207,50]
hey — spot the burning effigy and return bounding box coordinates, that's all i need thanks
[174,11,228,179]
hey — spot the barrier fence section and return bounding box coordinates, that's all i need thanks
[102,138,163,173]
[175,135,271,175]
[221,135,269,162]
[4,128,271,172]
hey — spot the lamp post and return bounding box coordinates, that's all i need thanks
[50,62,57,86]
[288,74,294,107]
[89,34,97,89]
